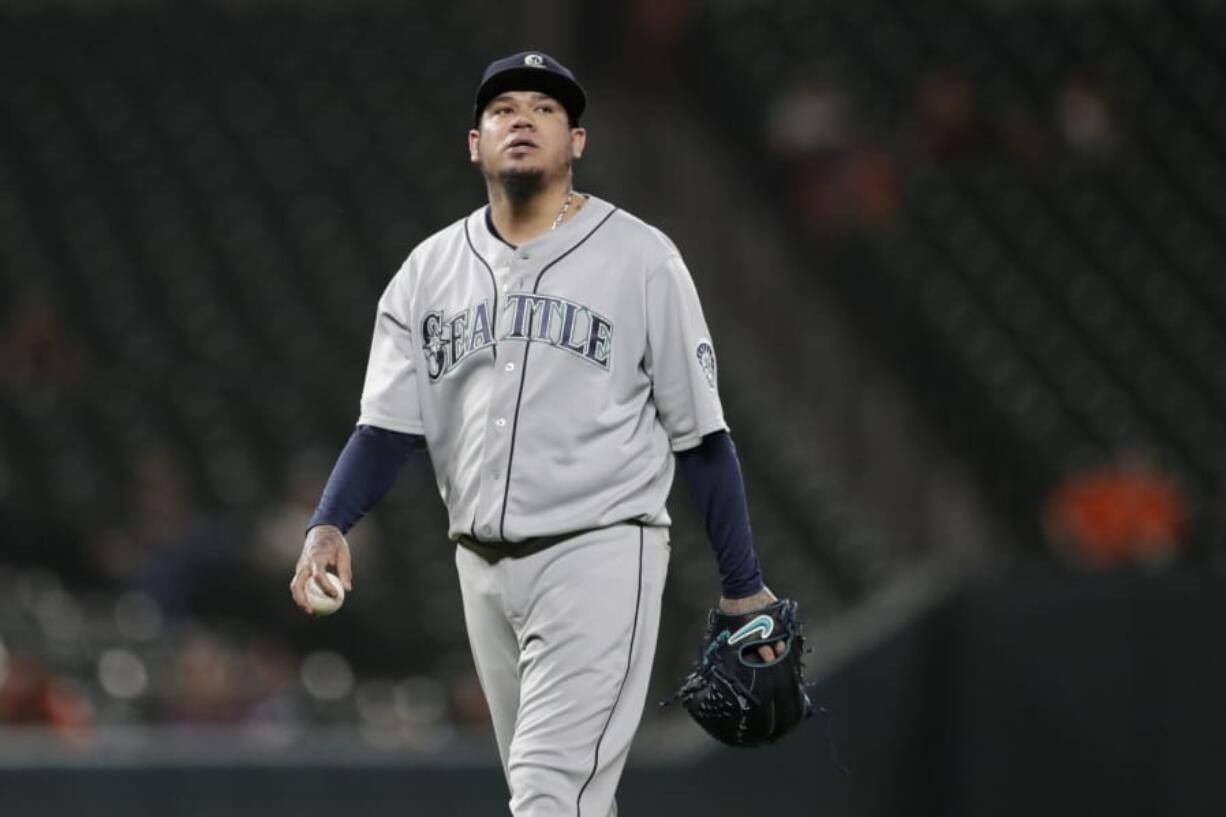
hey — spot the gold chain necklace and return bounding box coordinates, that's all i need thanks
[551,189,574,231]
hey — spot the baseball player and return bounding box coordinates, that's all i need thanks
[290,51,784,816]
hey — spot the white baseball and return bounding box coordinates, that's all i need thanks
[305,572,345,616]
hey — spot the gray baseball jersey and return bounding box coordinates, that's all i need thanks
[357,194,727,543]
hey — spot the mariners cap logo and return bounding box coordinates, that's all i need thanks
[524,53,545,68]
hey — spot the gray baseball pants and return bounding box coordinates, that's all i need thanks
[455,523,670,817]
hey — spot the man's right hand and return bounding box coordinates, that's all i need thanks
[289,525,353,615]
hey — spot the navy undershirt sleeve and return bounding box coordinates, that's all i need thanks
[308,425,424,534]
[675,430,765,599]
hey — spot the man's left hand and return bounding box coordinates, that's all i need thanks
[718,586,786,662]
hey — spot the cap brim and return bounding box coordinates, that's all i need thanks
[474,68,586,126]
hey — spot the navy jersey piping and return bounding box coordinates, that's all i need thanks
[383,311,411,334]
[465,216,501,541]
[484,206,517,250]
[463,218,500,363]
[497,207,620,540]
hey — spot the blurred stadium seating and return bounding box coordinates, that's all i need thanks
[0,3,535,743]
[690,0,1226,552]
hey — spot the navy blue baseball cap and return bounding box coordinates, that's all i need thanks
[473,51,586,127]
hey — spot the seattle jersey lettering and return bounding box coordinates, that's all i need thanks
[422,293,614,380]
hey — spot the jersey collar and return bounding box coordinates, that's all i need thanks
[469,194,616,263]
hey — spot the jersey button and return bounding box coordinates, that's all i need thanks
[494,418,507,428]
[493,470,502,480]
[504,362,515,372]
[518,251,530,260]
[480,525,492,537]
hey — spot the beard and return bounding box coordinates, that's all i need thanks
[496,167,547,204]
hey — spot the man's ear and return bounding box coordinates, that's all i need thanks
[468,129,480,163]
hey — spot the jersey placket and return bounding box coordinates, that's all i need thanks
[472,246,535,540]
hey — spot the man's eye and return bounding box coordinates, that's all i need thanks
[536,105,555,114]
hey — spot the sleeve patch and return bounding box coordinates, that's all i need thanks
[696,340,717,392]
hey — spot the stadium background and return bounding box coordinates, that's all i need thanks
[1,0,1224,814]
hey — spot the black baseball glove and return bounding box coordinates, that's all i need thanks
[664,598,814,747]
